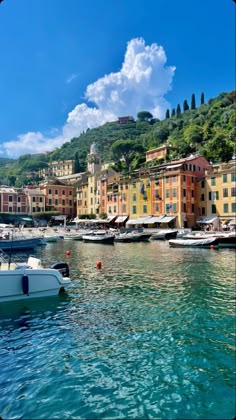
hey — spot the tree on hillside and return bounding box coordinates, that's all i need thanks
[111,139,144,173]
[176,104,181,116]
[165,109,170,119]
[191,93,196,110]
[73,152,81,173]
[183,99,189,111]
[137,111,153,122]
[200,92,205,105]
[171,109,176,117]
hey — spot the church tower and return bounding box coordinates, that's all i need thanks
[87,143,101,174]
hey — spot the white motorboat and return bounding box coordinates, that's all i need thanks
[0,256,72,302]
[82,230,115,244]
[169,237,219,248]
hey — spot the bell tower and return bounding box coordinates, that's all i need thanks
[87,143,101,174]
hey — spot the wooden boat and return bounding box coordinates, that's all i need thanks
[82,230,115,244]
[169,237,219,248]
[0,236,42,251]
[0,256,72,302]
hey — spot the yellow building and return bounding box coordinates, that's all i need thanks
[197,159,236,229]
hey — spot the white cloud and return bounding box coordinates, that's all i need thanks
[66,73,78,84]
[2,37,175,158]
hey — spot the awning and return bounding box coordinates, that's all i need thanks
[197,216,218,224]
[166,164,182,169]
[126,217,151,225]
[115,215,128,223]
[229,218,236,226]
[148,215,166,223]
[105,215,117,223]
[160,216,176,223]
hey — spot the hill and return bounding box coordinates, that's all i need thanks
[0,90,235,186]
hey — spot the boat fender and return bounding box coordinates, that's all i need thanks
[22,275,29,295]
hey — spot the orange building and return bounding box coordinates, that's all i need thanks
[39,179,76,217]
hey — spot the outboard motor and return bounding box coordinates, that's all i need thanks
[50,262,69,277]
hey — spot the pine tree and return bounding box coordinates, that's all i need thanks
[200,92,205,105]
[176,104,181,116]
[191,93,196,110]
[165,109,170,119]
[74,152,81,173]
[183,99,189,112]
[171,109,176,117]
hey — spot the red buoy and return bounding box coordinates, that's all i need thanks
[210,245,214,250]
[96,261,102,269]
[66,250,71,256]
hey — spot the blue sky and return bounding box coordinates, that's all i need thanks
[0,0,235,158]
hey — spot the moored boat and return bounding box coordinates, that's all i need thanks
[151,229,178,240]
[169,237,219,248]
[0,256,72,302]
[82,230,115,244]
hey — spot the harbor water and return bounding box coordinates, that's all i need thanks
[0,240,235,419]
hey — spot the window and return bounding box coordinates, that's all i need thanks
[232,203,236,213]
[40,197,43,203]
[172,203,177,212]
[231,173,236,182]
[208,192,212,200]
[223,203,228,213]
[212,191,219,200]
[90,198,93,205]
[202,207,205,215]
[17,207,21,212]
[132,205,137,214]
[48,199,52,205]
[9,195,13,202]
[55,190,58,195]
[8,207,12,212]
[211,177,216,186]
[122,204,126,213]
[183,189,186,197]
[191,204,194,213]
[33,197,36,202]
[62,199,65,206]
[17,196,21,202]
[165,204,170,214]
[55,199,58,205]
[191,190,194,198]
[155,203,159,212]
[48,189,52,194]
[183,175,186,182]
[165,176,169,183]
[90,187,93,193]
[132,182,136,188]
[201,194,205,201]
[172,176,177,183]
[146,180,150,187]
[69,191,72,195]
[231,188,236,197]
[201,180,205,188]
[166,189,170,198]
[132,193,136,202]
[191,177,194,183]
[108,207,112,213]
[32,207,36,213]
[62,190,65,195]
[143,205,147,213]
[183,203,187,212]
[69,200,72,206]
[173,188,177,198]
[211,204,216,214]
[223,188,228,198]
[222,174,227,183]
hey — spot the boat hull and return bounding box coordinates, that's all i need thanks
[0,237,42,251]
[0,268,71,302]
[169,238,219,248]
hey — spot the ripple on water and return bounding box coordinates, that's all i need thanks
[0,242,235,419]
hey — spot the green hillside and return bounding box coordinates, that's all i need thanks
[0,90,235,187]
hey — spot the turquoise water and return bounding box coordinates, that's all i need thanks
[0,241,235,419]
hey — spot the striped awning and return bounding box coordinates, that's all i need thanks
[160,216,176,223]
